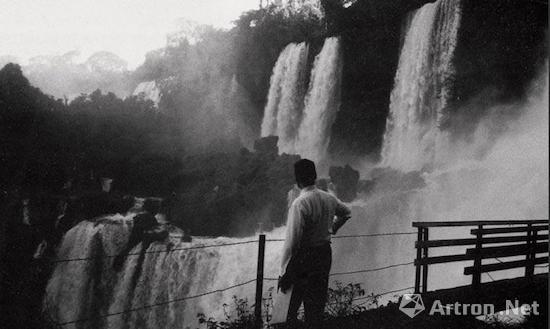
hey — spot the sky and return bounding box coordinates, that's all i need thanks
[0,0,259,68]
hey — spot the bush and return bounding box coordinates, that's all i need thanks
[197,296,255,329]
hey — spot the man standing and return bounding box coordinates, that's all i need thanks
[279,159,352,327]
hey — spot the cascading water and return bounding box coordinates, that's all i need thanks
[44,216,285,329]
[295,37,343,164]
[260,42,309,154]
[260,37,343,162]
[381,0,462,172]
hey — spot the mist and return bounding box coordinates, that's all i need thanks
[414,62,549,222]
[331,62,549,297]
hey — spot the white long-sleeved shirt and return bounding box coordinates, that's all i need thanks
[280,185,351,275]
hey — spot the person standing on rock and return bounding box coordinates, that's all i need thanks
[279,159,352,328]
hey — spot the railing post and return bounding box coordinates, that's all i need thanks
[255,234,266,328]
[414,226,423,293]
[525,224,535,277]
[421,228,429,293]
[472,225,483,287]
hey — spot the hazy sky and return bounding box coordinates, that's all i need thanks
[0,0,259,68]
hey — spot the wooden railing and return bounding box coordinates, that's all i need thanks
[412,220,549,293]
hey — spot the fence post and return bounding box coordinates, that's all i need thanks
[525,224,535,277]
[255,234,266,329]
[421,228,429,293]
[472,225,483,287]
[414,226,423,293]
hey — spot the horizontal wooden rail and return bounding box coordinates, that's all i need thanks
[413,220,548,227]
[471,226,548,235]
[416,234,549,248]
[466,242,548,258]
[415,254,474,266]
[412,220,549,293]
[464,257,548,275]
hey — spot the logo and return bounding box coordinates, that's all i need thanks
[399,293,425,318]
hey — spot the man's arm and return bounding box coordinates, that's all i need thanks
[331,199,351,235]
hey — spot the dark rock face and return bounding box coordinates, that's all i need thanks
[254,136,279,157]
[449,0,548,136]
[368,167,426,194]
[329,164,360,202]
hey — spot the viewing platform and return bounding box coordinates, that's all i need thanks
[412,220,548,314]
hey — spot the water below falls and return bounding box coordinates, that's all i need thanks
[44,216,286,328]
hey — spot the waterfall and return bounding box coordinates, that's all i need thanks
[44,217,284,329]
[41,0,548,326]
[261,37,342,161]
[295,37,343,164]
[275,43,309,154]
[260,42,309,154]
[381,0,462,171]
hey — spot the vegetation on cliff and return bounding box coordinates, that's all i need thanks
[0,64,297,236]
[131,5,326,153]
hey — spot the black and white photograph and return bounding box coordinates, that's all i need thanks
[0,0,548,328]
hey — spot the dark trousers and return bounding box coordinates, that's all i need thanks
[287,243,331,328]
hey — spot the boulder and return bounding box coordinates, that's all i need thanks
[329,164,359,202]
[253,136,279,158]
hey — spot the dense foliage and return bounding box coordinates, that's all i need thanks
[0,63,67,193]
[0,63,180,195]
[0,64,297,236]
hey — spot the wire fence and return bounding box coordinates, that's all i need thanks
[264,231,417,243]
[41,230,423,326]
[39,226,548,327]
[52,240,259,264]
[56,279,258,326]
[50,231,417,263]
[54,276,417,327]
[329,261,415,277]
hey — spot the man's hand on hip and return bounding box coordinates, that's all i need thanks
[278,273,292,293]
